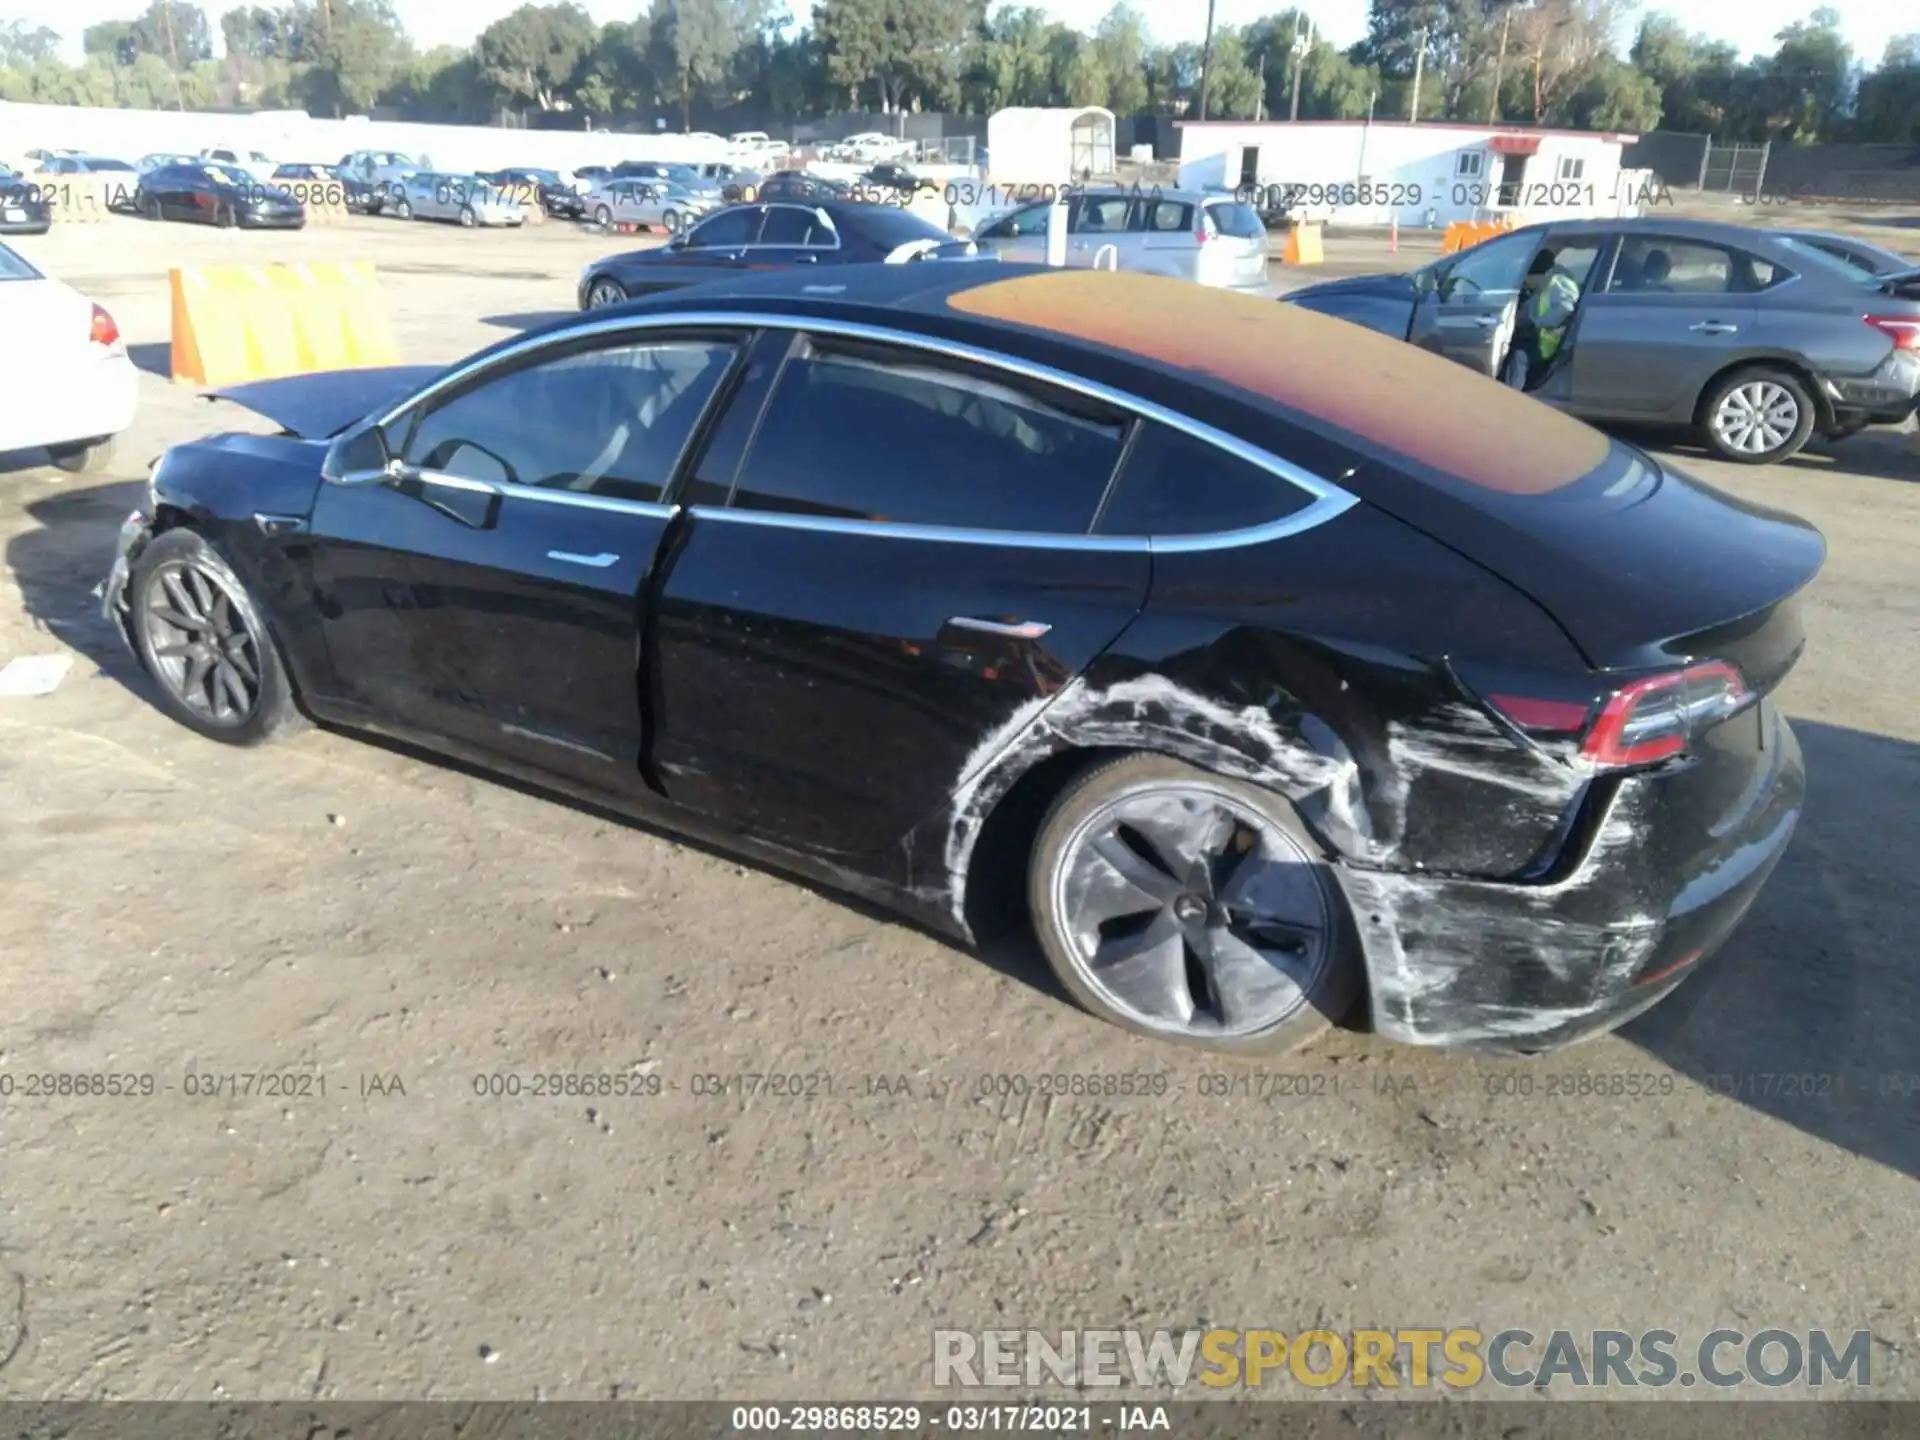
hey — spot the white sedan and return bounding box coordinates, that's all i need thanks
[0,240,136,472]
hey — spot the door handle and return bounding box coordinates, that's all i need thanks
[548,550,619,568]
[1690,321,1739,334]
[947,616,1051,639]
[1472,314,1501,327]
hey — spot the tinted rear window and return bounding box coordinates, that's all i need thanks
[1097,422,1312,536]
[730,341,1126,532]
[1205,201,1265,239]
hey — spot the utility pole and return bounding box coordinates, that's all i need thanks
[1197,0,1218,120]
[159,0,186,111]
[1255,52,1265,122]
[1488,6,1512,123]
[1289,15,1308,122]
[1407,24,1428,121]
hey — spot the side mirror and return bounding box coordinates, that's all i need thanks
[321,421,392,483]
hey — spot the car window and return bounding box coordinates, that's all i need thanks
[1137,199,1193,233]
[846,206,952,249]
[1773,235,1880,281]
[1540,239,1603,286]
[1440,230,1541,299]
[1608,237,1755,294]
[1096,422,1312,537]
[759,205,830,246]
[1203,200,1265,239]
[1075,195,1133,233]
[0,243,41,281]
[686,207,763,248]
[728,340,1126,533]
[402,340,738,504]
[989,203,1051,238]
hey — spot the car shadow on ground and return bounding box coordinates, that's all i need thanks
[480,311,573,332]
[6,486,1915,1177]
[1623,717,1920,1181]
[1840,213,1920,232]
[1624,426,1918,484]
[126,342,171,379]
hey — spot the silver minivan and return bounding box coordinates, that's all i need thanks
[971,187,1270,292]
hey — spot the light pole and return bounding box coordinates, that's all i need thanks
[1289,16,1314,122]
[1197,0,1218,120]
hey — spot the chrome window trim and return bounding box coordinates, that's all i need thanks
[370,310,1360,548]
[408,466,678,519]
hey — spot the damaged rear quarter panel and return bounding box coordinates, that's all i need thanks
[922,502,1601,928]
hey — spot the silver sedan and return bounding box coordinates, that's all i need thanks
[389,172,525,227]
[585,180,713,236]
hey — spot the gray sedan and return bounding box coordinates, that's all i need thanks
[1285,217,1920,463]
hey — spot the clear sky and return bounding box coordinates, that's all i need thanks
[18,0,1908,78]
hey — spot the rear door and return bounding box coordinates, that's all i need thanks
[1408,228,1543,374]
[306,329,744,786]
[646,328,1149,856]
[1569,234,1761,419]
[1135,194,1197,276]
[1199,196,1270,290]
[753,203,834,265]
[1068,192,1135,269]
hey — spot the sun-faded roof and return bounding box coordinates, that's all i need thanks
[942,269,1612,495]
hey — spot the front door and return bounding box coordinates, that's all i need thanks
[306,330,743,785]
[1570,234,1762,419]
[676,204,766,265]
[1068,192,1135,269]
[646,328,1150,858]
[1408,228,1543,375]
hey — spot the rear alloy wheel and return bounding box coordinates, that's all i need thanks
[1029,754,1359,1054]
[1702,368,1815,464]
[586,277,627,309]
[594,203,613,228]
[662,208,680,234]
[459,205,477,227]
[394,198,412,220]
[48,436,115,474]
[215,202,236,229]
[130,529,304,746]
[143,195,163,221]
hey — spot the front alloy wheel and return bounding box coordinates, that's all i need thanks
[586,278,627,308]
[129,529,303,746]
[1030,755,1358,1052]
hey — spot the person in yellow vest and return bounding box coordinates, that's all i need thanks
[1504,249,1583,391]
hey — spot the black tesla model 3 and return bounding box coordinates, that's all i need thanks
[101,266,1819,1055]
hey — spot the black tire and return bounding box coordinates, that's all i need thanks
[143,195,163,221]
[594,203,612,227]
[585,277,627,309]
[1699,366,1817,465]
[48,436,115,474]
[1027,753,1361,1054]
[128,528,305,747]
[215,202,236,229]
[394,198,412,220]
[662,208,679,234]
[459,205,477,227]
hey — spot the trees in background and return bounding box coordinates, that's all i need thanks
[0,0,1913,144]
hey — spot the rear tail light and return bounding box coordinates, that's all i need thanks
[1863,314,1919,350]
[1487,660,1750,770]
[89,302,122,352]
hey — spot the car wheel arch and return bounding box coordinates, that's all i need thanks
[1691,353,1835,432]
[944,696,1379,940]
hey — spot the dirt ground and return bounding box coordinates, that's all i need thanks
[0,210,1916,1404]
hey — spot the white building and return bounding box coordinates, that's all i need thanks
[1176,119,1644,227]
[986,106,1116,186]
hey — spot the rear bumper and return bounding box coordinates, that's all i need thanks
[0,353,137,454]
[239,212,305,229]
[1341,709,1805,1053]
[1823,350,1920,420]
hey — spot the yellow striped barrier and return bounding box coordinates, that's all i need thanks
[169,260,400,387]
